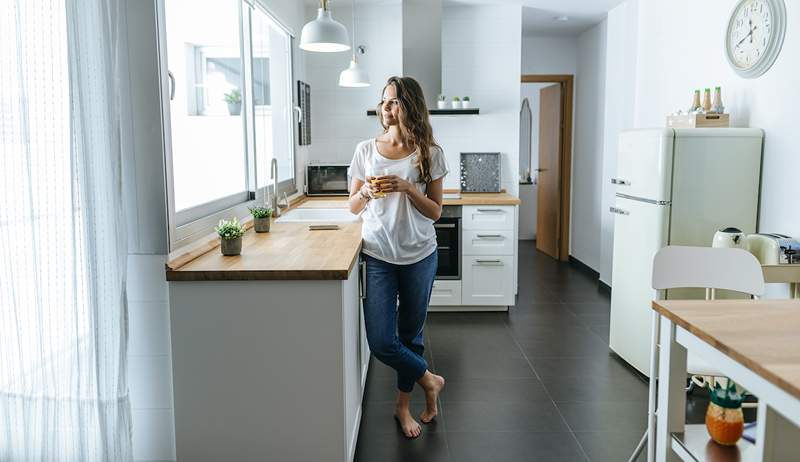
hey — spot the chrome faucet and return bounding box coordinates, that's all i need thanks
[270,158,280,217]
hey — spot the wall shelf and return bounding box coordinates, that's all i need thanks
[366,108,480,116]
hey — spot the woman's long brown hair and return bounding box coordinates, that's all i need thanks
[377,76,440,183]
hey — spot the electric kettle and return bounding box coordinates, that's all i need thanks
[712,227,745,249]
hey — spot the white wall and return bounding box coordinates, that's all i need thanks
[123,1,308,460]
[596,0,798,297]
[570,20,607,271]
[305,4,522,196]
[599,0,638,285]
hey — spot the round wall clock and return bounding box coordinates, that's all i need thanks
[725,0,787,78]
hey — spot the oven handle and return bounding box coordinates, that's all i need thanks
[434,223,456,229]
[437,246,450,250]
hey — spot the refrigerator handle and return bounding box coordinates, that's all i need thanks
[609,206,630,216]
[611,178,631,186]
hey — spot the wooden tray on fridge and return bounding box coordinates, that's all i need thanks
[666,113,730,128]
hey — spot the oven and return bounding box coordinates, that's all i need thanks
[434,206,461,280]
[305,163,350,196]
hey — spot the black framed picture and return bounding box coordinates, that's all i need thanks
[297,80,311,145]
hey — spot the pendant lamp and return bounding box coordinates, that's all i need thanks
[300,0,350,53]
[338,0,370,87]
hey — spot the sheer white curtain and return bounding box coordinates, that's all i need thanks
[0,0,133,460]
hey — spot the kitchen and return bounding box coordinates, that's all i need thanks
[2,0,800,461]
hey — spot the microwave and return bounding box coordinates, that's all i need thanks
[305,163,350,196]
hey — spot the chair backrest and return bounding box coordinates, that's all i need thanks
[652,246,765,296]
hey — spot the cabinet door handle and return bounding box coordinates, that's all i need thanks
[359,260,367,300]
[477,208,503,213]
[476,234,503,239]
[168,71,175,100]
[476,259,503,265]
[611,178,631,186]
[609,206,630,216]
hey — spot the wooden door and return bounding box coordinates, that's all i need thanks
[535,84,562,259]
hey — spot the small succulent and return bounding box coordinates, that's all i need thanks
[248,206,273,219]
[463,96,470,101]
[224,88,242,104]
[710,380,744,409]
[438,94,447,102]
[452,96,461,101]
[215,217,245,240]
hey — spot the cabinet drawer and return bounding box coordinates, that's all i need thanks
[463,229,514,256]
[429,280,462,306]
[461,255,514,306]
[462,206,514,230]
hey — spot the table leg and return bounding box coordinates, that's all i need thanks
[756,402,800,461]
[656,317,686,462]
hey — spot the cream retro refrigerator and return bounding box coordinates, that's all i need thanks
[608,128,763,376]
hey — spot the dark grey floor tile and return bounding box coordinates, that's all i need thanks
[541,374,648,403]
[588,323,610,342]
[518,331,612,358]
[529,355,636,379]
[556,400,647,432]
[434,354,535,379]
[574,431,646,462]
[447,432,586,462]
[440,377,550,404]
[360,400,445,434]
[364,378,428,403]
[354,431,451,462]
[443,401,568,432]
[430,339,524,359]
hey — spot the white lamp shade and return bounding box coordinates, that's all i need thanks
[339,59,370,87]
[300,8,350,53]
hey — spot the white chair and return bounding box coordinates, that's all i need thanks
[629,246,765,462]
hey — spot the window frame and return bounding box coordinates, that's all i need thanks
[155,0,297,251]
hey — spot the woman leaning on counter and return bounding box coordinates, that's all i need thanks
[348,76,447,439]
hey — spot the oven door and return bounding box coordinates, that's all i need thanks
[434,217,460,280]
[306,164,350,195]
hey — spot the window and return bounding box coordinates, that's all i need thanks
[159,0,296,249]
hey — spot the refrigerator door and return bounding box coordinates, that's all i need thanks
[608,196,670,376]
[614,129,674,202]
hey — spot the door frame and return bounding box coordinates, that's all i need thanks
[521,74,574,262]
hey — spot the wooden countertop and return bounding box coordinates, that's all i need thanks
[166,192,519,281]
[652,299,800,400]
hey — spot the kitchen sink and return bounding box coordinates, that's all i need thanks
[275,207,360,223]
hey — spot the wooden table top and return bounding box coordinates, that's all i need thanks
[652,299,800,400]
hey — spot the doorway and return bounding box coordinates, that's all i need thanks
[519,74,574,262]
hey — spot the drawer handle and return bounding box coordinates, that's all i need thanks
[476,234,503,239]
[434,223,456,229]
[476,208,503,213]
[476,259,503,265]
[611,178,631,186]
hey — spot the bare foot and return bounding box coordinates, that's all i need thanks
[419,372,445,423]
[394,406,422,438]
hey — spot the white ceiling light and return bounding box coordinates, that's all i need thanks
[339,0,370,87]
[300,0,350,53]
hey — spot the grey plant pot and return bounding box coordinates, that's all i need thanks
[220,237,242,256]
[227,101,242,116]
[254,217,271,233]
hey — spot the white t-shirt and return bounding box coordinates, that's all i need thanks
[349,138,449,265]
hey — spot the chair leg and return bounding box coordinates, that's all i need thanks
[628,431,648,462]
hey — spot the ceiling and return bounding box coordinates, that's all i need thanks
[305,0,627,37]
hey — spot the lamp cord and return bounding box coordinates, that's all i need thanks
[351,0,357,61]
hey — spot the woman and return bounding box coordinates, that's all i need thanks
[348,76,447,438]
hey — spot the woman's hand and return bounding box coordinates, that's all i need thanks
[361,176,380,198]
[375,175,413,194]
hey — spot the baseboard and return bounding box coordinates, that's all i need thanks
[568,255,599,279]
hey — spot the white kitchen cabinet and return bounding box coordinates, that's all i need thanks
[461,255,514,306]
[429,280,462,306]
[462,229,514,256]
[462,206,515,231]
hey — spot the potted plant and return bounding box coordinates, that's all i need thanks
[215,217,245,256]
[451,96,462,109]
[437,94,447,109]
[705,380,745,446]
[248,205,273,233]
[462,96,471,108]
[224,88,242,116]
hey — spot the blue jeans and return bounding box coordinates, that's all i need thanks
[362,251,437,392]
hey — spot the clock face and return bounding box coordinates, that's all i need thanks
[726,0,786,78]
[728,0,772,69]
